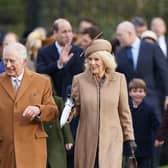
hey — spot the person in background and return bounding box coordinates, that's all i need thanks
[116,21,168,168]
[76,26,101,49]
[151,17,168,57]
[124,78,159,168]
[151,17,168,165]
[141,30,157,43]
[0,32,19,73]
[3,32,19,46]
[26,27,47,71]
[71,39,135,168]
[77,17,98,34]
[131,16,148,37]
[44,95,73,168]
[72,17,99,44]
[116,21,168,122]
[36,18,84,99]
[0,42,58,168]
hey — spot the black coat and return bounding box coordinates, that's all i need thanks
[36,43,84,99]
[124,100,160,157]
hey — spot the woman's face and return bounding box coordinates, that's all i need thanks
[88,54,105,77]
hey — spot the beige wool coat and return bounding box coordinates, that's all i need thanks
[0,69,58,168]
[71,70,134,168]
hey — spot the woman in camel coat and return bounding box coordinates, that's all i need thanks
[71,39,135,168]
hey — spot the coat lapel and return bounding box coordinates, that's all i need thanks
[15,69,34,103]
[0,73,16,100]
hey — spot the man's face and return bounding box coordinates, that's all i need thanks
[3,50,26,77]
[80,34,92,49]
[135,26,147,37]
[116,28,131,47]
[151,19,166,37]
[55,21,73,46]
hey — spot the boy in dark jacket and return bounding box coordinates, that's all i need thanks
[124,78,160,168]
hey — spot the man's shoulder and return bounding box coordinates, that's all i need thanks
[39,43,56,54]
[140,100,155,112]
[29,70,50,82]
[0,72,7,80]
[140,40,159,50]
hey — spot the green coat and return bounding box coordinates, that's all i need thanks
[43,96,74,168]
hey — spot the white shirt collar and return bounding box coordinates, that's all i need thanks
[55,41,62,55]
[132,37,140,49]
[11,69,24,82]
[158,35,165,42]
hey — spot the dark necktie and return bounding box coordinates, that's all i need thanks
[126,46,134,69]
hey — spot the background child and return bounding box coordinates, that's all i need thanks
[124,78,160,168]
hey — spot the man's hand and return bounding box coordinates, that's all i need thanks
[22,106,40,121]
[58,43,74,66]
[155,139,164,147]
[65,143,73,150]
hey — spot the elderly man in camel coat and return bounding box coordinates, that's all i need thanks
[0,42,58,168]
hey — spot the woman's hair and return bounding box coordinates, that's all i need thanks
[85,51,117,74]
[129,78,147,92]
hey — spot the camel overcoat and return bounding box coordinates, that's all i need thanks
[0,69,58,168]
[71,70,134,168]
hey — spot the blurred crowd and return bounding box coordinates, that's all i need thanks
[1,16,168,168]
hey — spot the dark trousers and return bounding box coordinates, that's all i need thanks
[151,147,161,168]
[67,147,75,168]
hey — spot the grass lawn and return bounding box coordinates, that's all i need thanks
[160,166,168,168]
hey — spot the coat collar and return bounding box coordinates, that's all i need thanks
[0,68,34,102]
[85,69,117,87]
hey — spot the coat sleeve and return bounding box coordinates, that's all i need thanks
[118,74,134,141]
[36,77,59,121]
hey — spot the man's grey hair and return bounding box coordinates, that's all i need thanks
[3,42,27,61]
[117,21,136,33]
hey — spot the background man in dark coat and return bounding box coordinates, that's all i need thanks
[115,21,168,121]
[36,18,84,99]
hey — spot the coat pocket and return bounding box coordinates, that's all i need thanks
[35,131,48,139]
